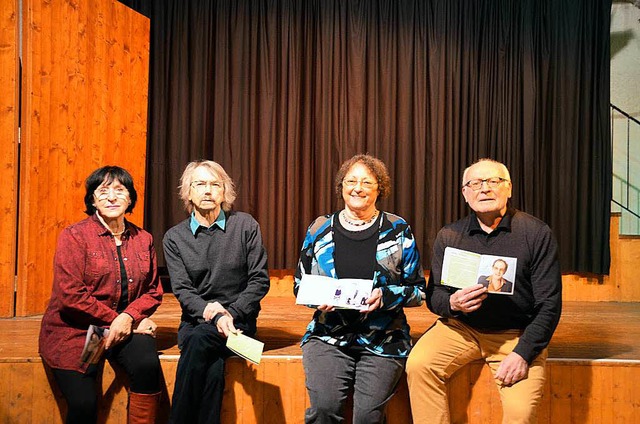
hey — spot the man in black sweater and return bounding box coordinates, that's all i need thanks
[406,159,561,424]
[164,160,269,424]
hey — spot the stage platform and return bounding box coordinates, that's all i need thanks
[2,286,640,423]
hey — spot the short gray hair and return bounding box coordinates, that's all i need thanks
[462,158,511,184]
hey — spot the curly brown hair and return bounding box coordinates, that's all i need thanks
[334,154,391,200]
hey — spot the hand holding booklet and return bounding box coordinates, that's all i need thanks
[440,247,517,295]
[226,332,264,365]
[295,274,374,310]
[80,325,110,364]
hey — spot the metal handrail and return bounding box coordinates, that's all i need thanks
[611,103,640,225]
[611,103,640,126]
[612,199,640,220]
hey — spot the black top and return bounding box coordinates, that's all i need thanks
[426,208,562,363]
[333,213,381,280]
[115,245,129,313]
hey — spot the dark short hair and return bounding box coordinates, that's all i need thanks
[84,166,137,215]
[334,154,391,200]
[492,258,508,271]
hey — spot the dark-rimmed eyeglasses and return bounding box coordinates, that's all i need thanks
[463,177,509,191]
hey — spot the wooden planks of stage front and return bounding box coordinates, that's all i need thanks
[1,293,640,423]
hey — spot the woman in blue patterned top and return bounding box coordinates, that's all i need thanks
[294,154,426,424]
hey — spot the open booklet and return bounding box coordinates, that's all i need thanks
[295,274,373,311]
[440,247,517,295]
[226,332,264,365]
[80,325,110,364]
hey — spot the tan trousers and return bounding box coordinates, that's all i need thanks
[406,318,547,424]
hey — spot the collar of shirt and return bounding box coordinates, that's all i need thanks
[468,207,514,235]
[190,210,226,235]
[91,213,132,238]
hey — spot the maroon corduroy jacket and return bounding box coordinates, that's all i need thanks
[39,214,163,372]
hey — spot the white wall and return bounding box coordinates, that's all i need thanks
[611,2,640,233]
[611,3,640,114]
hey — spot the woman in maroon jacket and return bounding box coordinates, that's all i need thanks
[39,166,163,424]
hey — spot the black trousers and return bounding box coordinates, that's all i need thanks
[52,333,160,424]
[169,321,251,424]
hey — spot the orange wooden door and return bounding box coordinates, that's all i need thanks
[0,0,19,318]
[17,0,150,316]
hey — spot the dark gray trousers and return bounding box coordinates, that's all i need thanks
[302,338,406,424]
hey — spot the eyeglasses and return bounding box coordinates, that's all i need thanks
[191,180,224,193]
[94,186,129,200]
[463,177,510,191]
[342,179,378,189]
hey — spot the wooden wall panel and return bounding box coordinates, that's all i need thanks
[0,0,18,317]
[563,215,640,302]
[2,359,640,423]
[17,0,150,316]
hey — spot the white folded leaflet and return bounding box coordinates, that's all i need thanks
[296,274,374,311]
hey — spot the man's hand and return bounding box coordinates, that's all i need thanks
[204,301,232,322]
[105,313,133,349]
[449,284,488,313]
[495,352,529,386]
[204,302,237,337]
[216,314,238,338]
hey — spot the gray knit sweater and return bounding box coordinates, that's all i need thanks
[163,211,269,333]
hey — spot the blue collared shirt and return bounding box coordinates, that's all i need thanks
[189,210,226,235]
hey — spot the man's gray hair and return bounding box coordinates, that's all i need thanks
[178,160,237,213]
[462,158,511,184]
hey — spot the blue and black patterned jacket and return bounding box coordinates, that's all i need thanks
[294,211,426,357]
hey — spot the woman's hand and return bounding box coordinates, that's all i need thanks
[134,317,157,338]
[317,304,336,312]
[361,288,383,313]
[105,313,133,349]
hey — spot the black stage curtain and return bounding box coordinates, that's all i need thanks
[122,0,611,274]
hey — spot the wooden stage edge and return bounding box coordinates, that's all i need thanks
[4,294,640,363]
[153,356,640,364]
[2,292,640,423]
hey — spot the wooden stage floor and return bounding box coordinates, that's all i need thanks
[1,295,640,363]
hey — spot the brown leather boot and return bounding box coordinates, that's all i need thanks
[128,391,161,424]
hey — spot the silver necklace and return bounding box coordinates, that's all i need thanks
[110,228,125,236]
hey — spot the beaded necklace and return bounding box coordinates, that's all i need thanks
[341,210,379,226]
